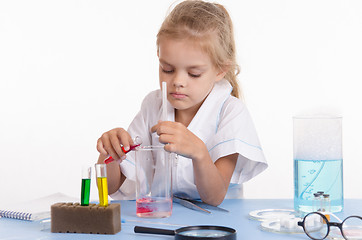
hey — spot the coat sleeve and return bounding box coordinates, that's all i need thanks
[110,90,159,200]
[206,97,268,184]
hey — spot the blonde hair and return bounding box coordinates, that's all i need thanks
[157,0,241,98]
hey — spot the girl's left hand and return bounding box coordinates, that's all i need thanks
[150,121,207,160]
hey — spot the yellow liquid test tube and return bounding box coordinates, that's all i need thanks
[97,177,108,206]
[95,164,109,207]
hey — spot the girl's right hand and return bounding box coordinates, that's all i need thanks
[96,128,133,162]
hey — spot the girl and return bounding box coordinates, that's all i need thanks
[97,0,267,206]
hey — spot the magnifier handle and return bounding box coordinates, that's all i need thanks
[134,226,175,236]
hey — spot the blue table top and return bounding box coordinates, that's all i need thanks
[1,199,361,240]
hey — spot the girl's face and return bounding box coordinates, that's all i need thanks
[158,38,226,115]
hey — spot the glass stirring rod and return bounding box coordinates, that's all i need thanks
[104,136,142,164]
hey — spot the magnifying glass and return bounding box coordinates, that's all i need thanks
[134,225,236,239]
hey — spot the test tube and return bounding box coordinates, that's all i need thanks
[81,166,92,206]
[316,191,325,212]
[95,164,109,207]
[322,194,331,220]
[313,193,322,211]
[104,136,143,164]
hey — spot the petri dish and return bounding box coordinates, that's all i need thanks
[249,209,298,221]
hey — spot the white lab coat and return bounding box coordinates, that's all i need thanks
[110,79,268,200]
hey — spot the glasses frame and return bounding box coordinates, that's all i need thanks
[298,212,362,240]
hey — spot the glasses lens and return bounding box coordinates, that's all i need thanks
[342,216,362,239]
[304,213,328,239]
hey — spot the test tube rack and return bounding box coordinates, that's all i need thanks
[51,202,121,234]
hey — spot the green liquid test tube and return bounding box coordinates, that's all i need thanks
[81,166,92,206]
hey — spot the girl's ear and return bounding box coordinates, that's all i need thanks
[215,64,230,82]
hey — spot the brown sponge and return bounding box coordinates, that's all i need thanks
[51,203,121,234]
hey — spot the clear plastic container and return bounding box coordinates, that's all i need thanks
[135,146,175,218]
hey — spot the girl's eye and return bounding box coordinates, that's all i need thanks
[162,69,174,74]
[189,73,201,78]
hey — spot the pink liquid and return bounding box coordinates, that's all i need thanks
[136,197,172,218]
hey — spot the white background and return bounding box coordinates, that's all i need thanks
[1,0,361,206]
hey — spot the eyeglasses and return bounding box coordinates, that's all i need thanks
[297,212,362,240]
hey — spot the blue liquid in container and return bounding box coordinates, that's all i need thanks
[294,159,343,213]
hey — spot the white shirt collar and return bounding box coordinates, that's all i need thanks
[169,79,233,142]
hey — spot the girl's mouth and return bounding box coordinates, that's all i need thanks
[171,92,187,99]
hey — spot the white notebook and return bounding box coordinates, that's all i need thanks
[0,193,78,221]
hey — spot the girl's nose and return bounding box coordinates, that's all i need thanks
[173,73,185,88]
